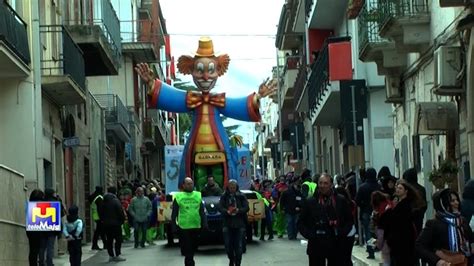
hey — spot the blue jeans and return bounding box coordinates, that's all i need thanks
[360,211,374,255]
[223,227,245,266]
[39,234,55,266]
[134,221,148,247]
[285,213,298,240]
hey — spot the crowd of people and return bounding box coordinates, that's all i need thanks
[26,167,474,266]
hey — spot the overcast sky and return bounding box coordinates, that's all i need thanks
[160,0,284,143]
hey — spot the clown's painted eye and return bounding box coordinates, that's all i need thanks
[208,62,215,74]
[196,62,204,73]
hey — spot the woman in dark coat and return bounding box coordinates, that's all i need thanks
[26,189,45,266]
[219,179,249,266]
[380,180,422,266]
[416,188,473,266]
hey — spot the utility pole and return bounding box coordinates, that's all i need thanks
[176,113,180,145]
[260,123,266,179]
[351,84,363,246]
[276,49,284,176]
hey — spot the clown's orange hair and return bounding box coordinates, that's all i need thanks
[177,54,230,77]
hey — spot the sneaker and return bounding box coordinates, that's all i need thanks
[108,257,115,262]
[91,246,102,251]
[268,235,274,240]
[114,256,126,262]
[140,244,145,248]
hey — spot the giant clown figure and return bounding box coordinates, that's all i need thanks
[135,37,276,190]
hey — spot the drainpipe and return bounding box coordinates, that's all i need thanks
[31,0,44,189]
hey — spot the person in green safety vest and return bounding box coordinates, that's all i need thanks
[254,189,273,241]
[88,186,106,250]
[171,177,207,266]
[301,169,317,199]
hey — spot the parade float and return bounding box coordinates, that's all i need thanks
[135,37,274,242]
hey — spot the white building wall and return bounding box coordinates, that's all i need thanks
[0,79,36,182]
[366,89,395,172]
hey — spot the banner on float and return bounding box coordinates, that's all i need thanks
[164,145,184,194]
[237,144,252,190]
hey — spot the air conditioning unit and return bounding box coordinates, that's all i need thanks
[385,76,403,103]
[433,46,463,95]
[439,0,473,7]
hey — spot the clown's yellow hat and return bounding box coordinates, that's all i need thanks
[194,37,215,57]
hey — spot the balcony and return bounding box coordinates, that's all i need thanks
[293,64,308,111]
[66,0,121,76]
[306,37,352,126]
[377,0,431,53]
[95,94,130,143]
[276,1,304,50]
[358,0,407,75]
[0,1,30,78]
[280,55,300,109]
[121,13,159,63]
[40,25,86,105]
[142,118,155,150]
[307,0,348,28]
[148,109,170,146]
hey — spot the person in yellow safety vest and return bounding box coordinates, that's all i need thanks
[88,186,107,250]
[255,190,274,241]
[171,177,208,266]
[301,176,317,199]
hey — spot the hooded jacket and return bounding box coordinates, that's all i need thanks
[63,205,83,240]
[100,193,125,226]
[403,168,428,234]
[355,168,381,213]
[219,183,249,229]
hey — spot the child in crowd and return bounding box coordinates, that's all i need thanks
[62,205,84,266]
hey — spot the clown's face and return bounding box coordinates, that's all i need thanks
[192,57,219,93]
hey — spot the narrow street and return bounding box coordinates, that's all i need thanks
[74,236,372,265]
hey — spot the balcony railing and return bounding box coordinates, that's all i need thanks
[95,94,129,133]
[306,36,351,113]
[358,0,390,53]
[40,25,86,90]
[307,43,329,113]
[377,0,430,26]
[305,0,313,18]
[143,118,154,140]
[293,64,308,110]
[120,19,159,57]
[68,0,121,61]
[94,0,121,59]
[148,109,169,145]
[0,1,30,64]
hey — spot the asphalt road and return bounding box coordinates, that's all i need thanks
[82,236,310,265]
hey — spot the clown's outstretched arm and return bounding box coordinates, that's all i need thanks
[219,78,277,122]
[135,63,190,113]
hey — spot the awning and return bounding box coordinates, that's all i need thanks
[415,102,458,135]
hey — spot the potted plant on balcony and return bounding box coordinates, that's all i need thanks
[347,0,365,19]
[429,160,459,190]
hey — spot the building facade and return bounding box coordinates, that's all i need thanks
[273,0,474,208]
[0,0,172,263]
